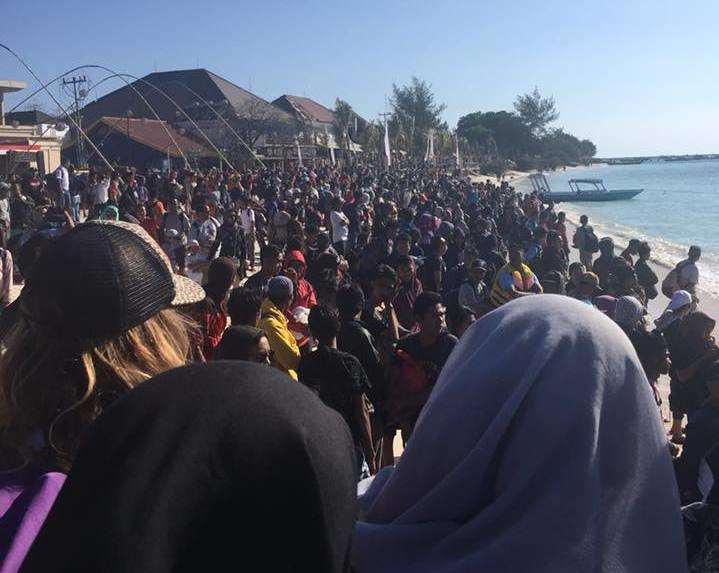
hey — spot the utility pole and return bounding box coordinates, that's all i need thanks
[62,75,88,167]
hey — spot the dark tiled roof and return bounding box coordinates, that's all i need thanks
[78,69,291,127]
[93,116,214,158]
[5,110,56,125]
[273,95,335,124]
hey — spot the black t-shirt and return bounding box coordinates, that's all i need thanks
[421,255,446,292]
[361,304,388,341]
[338,319,385,405]
[244,271,271,295]
[396,331,458,387]
[298,346,369,444]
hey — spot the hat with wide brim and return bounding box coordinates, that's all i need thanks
[102,220,206,308]
[24,220,205,342]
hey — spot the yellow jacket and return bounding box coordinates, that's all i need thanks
[259,298,300,380]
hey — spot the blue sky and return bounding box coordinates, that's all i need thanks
[1,0,717,157]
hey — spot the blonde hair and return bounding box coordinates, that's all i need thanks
[0,307,195,471]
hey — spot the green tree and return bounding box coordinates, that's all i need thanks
[457,111,534,159]
[333,98,354,153]
[539,128,596,166]
[579,139,597,160]
[390,77,446,158]
[514,87,559,137]
[356,120,382,159]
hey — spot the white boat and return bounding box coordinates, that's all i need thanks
[529,173,643,203]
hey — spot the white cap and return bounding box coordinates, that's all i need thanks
[667,290,692,312]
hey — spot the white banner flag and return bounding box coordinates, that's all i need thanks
[384,119,391,167]
[424,129,435,162]
[296,139,303,166]
[455,133,461,168]
[329,146,336,166]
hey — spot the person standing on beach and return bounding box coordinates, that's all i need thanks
[679,246,701,296]
[299,304,376,478]
[490,244,543,307]
[635,241,659,301]
[573,215,599,270]
[663,245,702,306]
[330,196,350,256]
[554,211,569,253]
[259,276,301,380]
[621,239,641,267]
[593,237,615,290]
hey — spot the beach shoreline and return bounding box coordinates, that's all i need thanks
[562,218,719,328]
[491,165,719,322]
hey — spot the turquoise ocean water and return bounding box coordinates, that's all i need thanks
[514,160,719,297]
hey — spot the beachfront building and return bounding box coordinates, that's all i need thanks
[0,80,66,177]
[63,116,215,170]
[272,94,364,163]
[73,68,297,167]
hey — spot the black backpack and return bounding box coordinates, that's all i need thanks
[584,229,600,253]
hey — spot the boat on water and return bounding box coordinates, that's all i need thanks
[529,173,643,203]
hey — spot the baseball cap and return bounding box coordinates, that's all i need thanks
[667,290,692,312]
[21,220,205,342]
[470,258,488,271]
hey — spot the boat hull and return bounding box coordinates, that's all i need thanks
[542,189,643,203]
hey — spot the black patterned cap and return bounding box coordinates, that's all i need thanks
[22,220,205,342]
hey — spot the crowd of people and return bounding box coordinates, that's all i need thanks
[0,158,716,570]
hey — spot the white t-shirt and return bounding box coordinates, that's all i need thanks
[54,166,70,192]
[198,217,219,249]
[239,208,255,234]
[330,210,349,243]
[92,180,110,206]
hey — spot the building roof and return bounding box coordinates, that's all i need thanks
[5,110,57,125]
[77,69,292,127]
[272,95,335,124]
[87,116,214,158]
[0,80,26,94]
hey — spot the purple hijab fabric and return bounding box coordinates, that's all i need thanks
[353,295,687,572]
[0,468,65,572]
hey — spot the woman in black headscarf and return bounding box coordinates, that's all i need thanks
[22,362,357,573]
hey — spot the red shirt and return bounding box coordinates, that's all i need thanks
[140,217,160,242]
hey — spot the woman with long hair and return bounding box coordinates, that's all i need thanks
[0,220,204,570]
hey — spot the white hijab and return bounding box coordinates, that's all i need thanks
[353,295,686,572]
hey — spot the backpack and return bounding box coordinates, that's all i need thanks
[662,261,689,298]
[584,229,600,253]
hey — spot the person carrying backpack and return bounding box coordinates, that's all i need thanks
[662,246,701,306]
[159,199,191,274]
[573,214,599,270]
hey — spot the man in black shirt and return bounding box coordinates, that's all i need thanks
[299,304,375,478]
[384,291,458,466]
[337,284,386,409]
[244,244,281,295]
[337,284,387,467]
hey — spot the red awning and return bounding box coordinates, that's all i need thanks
[0,144,41,154]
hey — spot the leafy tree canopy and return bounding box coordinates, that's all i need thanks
[513,87,559,137]
[390,77,446,157]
